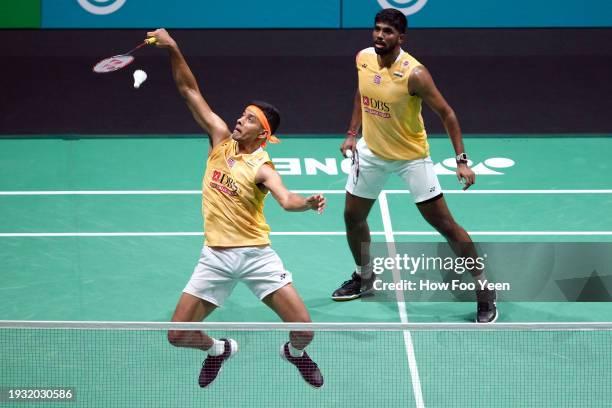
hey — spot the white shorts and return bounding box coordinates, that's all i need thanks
[345,138,442,203]
[183,246,293,306]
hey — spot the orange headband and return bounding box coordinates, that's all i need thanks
[246,105,280,146]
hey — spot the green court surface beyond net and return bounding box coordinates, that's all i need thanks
[1,322,611,408]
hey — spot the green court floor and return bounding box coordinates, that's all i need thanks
[1,136,611,407]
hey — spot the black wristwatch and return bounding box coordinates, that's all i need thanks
[456,153,469,164]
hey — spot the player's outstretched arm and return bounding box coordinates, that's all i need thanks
[256,164,326,213]
[147,28,230,148]
[409,65,475,190]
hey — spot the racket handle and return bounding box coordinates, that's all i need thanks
[145,37,157,45]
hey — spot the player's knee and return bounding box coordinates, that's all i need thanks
[344,208,366,229]
[167,330,183,347]
[432,218,456,236]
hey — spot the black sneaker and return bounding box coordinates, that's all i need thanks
[332,272,364,301]
[198,338,238,388]
[476,289,498,323]
[280,342,324,388]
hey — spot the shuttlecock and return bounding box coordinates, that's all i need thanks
[133,69,147,89]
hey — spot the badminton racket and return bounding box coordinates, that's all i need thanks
[93,37,157,74]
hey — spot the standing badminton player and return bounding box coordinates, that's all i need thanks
[148,29,325,388]
[331,9,497,323]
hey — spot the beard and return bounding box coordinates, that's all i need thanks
[374,43,394,56]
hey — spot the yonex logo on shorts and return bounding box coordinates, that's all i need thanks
[77,0,127,15]
[376,0,429,16]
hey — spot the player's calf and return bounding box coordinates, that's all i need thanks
[290,330,314,349]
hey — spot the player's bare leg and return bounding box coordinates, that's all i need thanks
[416,195,498,323]
[168,292,217,350]
[264,284,312,347]
[168,292,238,387]
[344,192,377,267]
[332,192,377,301]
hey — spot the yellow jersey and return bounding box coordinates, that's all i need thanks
[357,47,430,160]
[202,139,272,247]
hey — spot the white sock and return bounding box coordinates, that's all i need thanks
[355,263,371,277]
[288,342,304,358]
[206,338,225,356]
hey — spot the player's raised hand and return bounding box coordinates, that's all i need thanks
[456,164,475,190]
[146,28,176,49]
[306,194,326,214]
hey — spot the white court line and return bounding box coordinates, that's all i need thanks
[0,190,202,196]
[384,189,612,194]
[0,232,205,237]
[1,189,612,196]
[393,231,612,236]
[379,192,425,408]
[1,231,612,237]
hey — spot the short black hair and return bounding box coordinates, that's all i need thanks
[249,100,281,134]
[374,8,407,34]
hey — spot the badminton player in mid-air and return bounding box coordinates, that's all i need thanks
[147,29,325,388]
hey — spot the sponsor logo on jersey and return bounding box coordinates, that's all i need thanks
[362,95,391,118]
[364,107,392,118]
[210,169,239,196]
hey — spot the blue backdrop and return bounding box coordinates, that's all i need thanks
[42,0,340,28]
[42,0,612,28]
